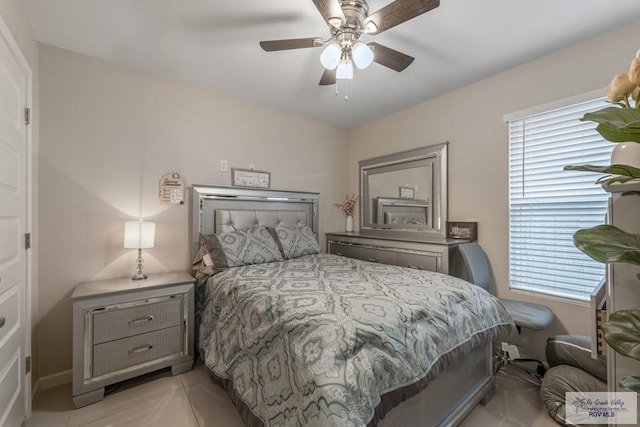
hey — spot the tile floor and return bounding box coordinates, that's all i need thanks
[27,361,558,427]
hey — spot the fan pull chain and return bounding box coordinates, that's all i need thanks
[344,79,349,102]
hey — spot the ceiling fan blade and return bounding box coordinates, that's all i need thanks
[369,42,415,72]
[260,37,322,51]
[319,68,336,86]
[312,0,345,28]
[364,0,439,35]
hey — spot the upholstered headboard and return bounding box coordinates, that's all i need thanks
[214,209,308,233]
[191,185,319,258]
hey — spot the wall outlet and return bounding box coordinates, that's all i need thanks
[507,344,520,359]
[220,160,228,172]
[248,163,255,170]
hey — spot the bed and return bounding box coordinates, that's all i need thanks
[191,185,516,427]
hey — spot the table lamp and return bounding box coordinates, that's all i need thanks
[124,220,155,280]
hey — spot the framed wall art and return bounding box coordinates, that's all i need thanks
[399,186,415,199]
[231,168,271,189]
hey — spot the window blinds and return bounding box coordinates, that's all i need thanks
[508,97,613,300]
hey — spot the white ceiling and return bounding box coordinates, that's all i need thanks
[25,0,640,128]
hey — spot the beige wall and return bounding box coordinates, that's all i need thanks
[38,44,348,378]
[347,21,640,360]
[0,0,40,385]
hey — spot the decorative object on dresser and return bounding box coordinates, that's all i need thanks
[231,167,271,189]
[71,272,195,408]
[123,220,155,280]
[335,193,359,232]
[446,221,478,241]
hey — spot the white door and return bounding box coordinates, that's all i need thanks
[0,14,30,427]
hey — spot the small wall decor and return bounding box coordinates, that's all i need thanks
[399,186,415,199]
[446,221,477,240]
[231,168,271,189]
[159,171,184,205]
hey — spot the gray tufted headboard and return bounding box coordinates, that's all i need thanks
[191,185,319,258]
[215,209,308,233]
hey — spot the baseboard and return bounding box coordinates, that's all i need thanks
[33,369,72,394]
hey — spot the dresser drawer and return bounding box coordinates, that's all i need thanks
[92,325,183,377]
[330,242,397,265]
[397,252,439,272]
[93,298,182,344]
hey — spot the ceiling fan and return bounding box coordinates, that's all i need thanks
[259,0,440,86]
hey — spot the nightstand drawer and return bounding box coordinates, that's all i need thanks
[397,252,438,271]
[92,325,183,377]
[93,298,182,344]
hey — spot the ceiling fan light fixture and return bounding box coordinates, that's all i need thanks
[352,42,374,69]
[336,59,353,80]
[320,42,341,70]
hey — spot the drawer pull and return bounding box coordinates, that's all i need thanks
[367,258,378,263]
[129,344,153,354]
[0,317,5,328]
[129,315,154,326]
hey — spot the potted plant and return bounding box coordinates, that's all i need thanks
[565,50,640,392]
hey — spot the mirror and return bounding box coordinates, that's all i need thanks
[359,143,448,241]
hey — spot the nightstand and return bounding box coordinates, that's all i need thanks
[72,271,195,408]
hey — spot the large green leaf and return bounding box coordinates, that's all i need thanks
[596,124,640,142]
[620,376,640,393]
[582,107,640,129]
[573,225,640,266]
[602,309,640,361]
[564,164,640,178]
[582,107,640,142]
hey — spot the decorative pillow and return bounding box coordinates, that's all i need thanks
[274,223,320,259]
[192,234,229,279]
[217,225,284,267]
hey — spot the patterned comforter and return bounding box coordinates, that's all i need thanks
[199,254,515,427]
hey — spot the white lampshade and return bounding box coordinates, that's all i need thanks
[320,43,341,70]
[124,221,155,249]
[352,42,374,69]
[336,59,354,80]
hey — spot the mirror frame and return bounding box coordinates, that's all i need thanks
[359,142,448,241]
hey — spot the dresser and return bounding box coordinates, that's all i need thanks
[326,232,465,274]
[72,272,195,408]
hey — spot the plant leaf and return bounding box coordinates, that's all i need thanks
[619,376,640,393]
[581,107,640,142]
[564,164,640,178]
[602,309,640,360]
[573,225,640,266]
[582,107,640,129]
[596,124,640,142]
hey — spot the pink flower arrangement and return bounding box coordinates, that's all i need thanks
[335,194,359,216]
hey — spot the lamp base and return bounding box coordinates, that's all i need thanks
[131,248,148,280]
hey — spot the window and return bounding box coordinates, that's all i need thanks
[508,97,613,301]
